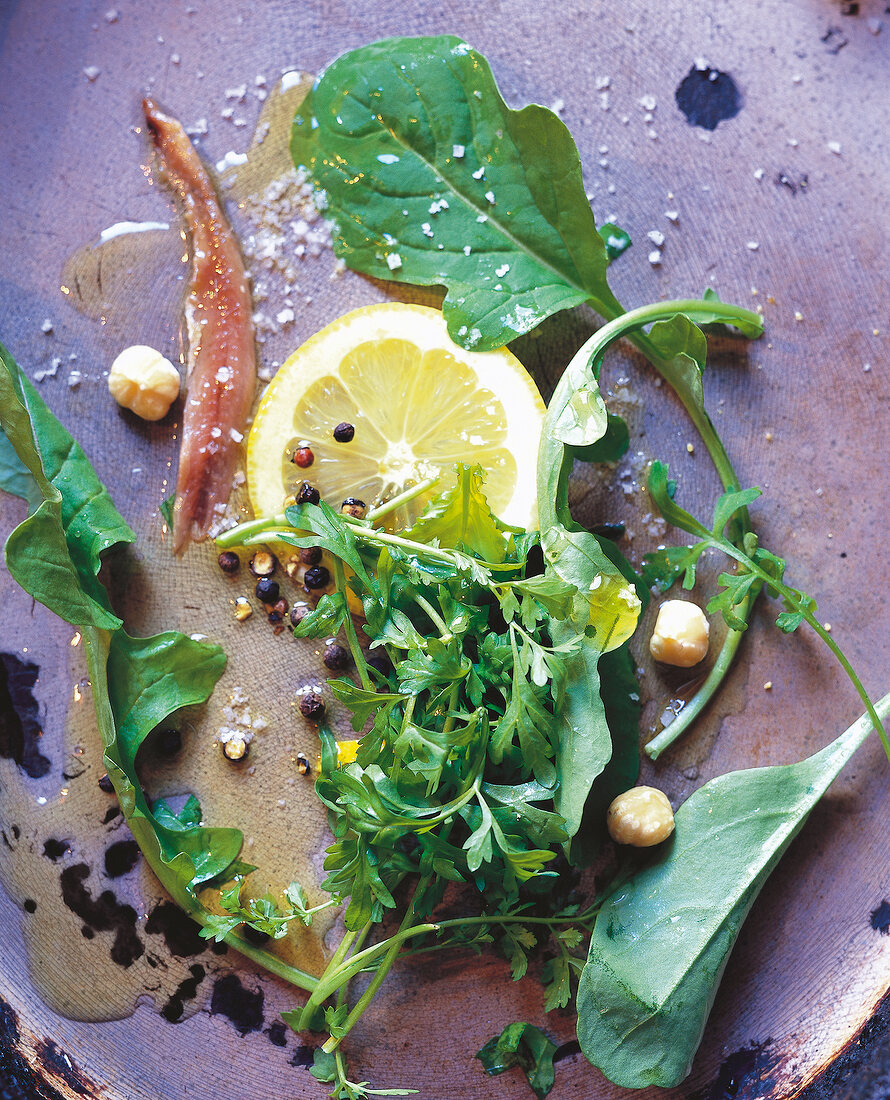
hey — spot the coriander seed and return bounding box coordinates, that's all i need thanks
[248,549,277,577]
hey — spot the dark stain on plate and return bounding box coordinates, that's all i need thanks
[796,986,890,1098]
[43,837,71,862]
[34,1040,95,1097]
[675,65,743,131]
[0,996,102,1100]
[161,963,206,1023]
[869,898,890,935]
[59,863,144,967]
[290,1045,315,1068]
[0,652,51,779]
[689,1037,777,1099]
[266,1019,288,1047]
[103,838,140,878]
[145,899,207,956]
[209,973,264,1036]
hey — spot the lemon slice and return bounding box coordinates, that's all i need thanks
[247,303,545,530]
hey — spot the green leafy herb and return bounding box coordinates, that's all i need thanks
[0,345,319,994]
[643,461,889,762]
[292,36,623,352]
[476,1021,557,1099]
[576,691,890,1088]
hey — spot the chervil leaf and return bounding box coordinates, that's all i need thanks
[292,35,622,352]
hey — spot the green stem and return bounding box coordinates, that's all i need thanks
[569,297,762,755]
[696,535,889,761]
[366,476,440,523]
[323,890,424,1053]
[414,592,450,636]
[332,557,372,691]
[84,627,320,995]
[644,588,756,761]
[215,513,286,548]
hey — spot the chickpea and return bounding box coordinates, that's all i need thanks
[649,599,709,667]
[107,345,181,421]
[607,786,675,847]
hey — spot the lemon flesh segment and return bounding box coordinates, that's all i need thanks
[247,303,545,531]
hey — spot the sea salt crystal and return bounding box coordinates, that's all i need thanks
[639,94,657,111]
[753,168,765,181]
[225,84,247,102]
[41,318,54,334]
[276,307,295,324]
[452,144,465,158]
[186,118,209,137]
[386,253,402,270]
[550,98,565,115]
[215,150,248,172]
[484,190,496,204]
[647,229,665,247]
[827,141,842,156]
[83,66,101,82]
[67,370,82,389]
[648,249,662,265]
[746,241,760,251]
[595,75,610,90]
[665,209,679,222]
[472,167,485,180]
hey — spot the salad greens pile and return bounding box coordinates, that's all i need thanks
[2,32,888,1100]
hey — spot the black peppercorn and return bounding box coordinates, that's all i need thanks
[323,643,350,671]
[340,497,367,519]
[292,446,314,468]
[304,565,331,590]
[333,422,355,442]
[98,773,114,793]
[300,546,323,566]
[297,482,320,505]
[290,603,309,628]
[217,550,240,574]
[155,728,182,757]
[255,577,280,603]
[248,549,277,577]
[299,692,326,720]
[296,752,311,775]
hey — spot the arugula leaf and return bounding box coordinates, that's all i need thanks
[292,36,622,351]
[0,345,322,995]
[577,691,890,1088]
[476,1021,557,1099]
[0,343,134,630]
[404,464,505,563]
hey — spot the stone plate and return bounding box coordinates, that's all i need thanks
[1,1,889,1098]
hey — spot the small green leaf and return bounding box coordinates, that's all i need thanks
[476,1022,557,1099]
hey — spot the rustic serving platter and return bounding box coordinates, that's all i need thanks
[1,1,889,1098]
